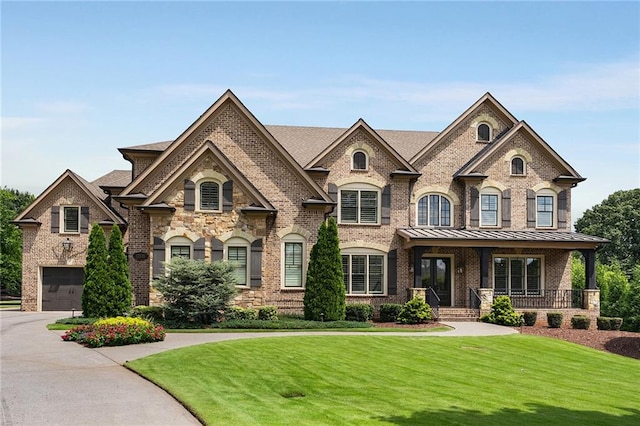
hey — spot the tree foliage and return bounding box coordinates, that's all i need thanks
[154,258,237,324]
[575,188,640,273]
[596,262,630,318]
[303,217,346,321]
[0,187,35,296]
[81,224,112,317]
[107,225,133,315]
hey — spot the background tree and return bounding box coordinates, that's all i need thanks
[596,262,630,318]
[575,188,640,273]
[107,225,133,315]
[303,217,346,321]
[81,223,112,317]
[0,187,35,297]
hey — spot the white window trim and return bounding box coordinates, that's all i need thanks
[351,150,369,171]
[416,193,453,227]
[479,188,501,228]
[280,234,307,289]
[476,122,492,142]
[61,205,81,234]
[224,237,251,288]
[165,236,193,262]
[341,248,387,296]
[536,189,557,229]
[195,179,222,213]
[338,183,381,225]
[493,255,545,296]
[510,156,527,176]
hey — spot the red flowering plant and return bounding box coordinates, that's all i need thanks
[61,317,165,348]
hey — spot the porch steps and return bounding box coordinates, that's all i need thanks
[436,308,480,322]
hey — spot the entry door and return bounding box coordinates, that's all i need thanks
[42,267,84,311]
[421,258,452,306]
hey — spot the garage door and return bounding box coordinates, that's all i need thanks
[42,267,84,311]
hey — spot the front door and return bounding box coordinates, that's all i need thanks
[421,257,452,306]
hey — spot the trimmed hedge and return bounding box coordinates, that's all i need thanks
[523,311,537,326]
[379,304,402,322]
[345,304,374,322]
[480,296,523,327]
[225,306,258,321]
[397,297,432,324]
[547,312,563,328]
[597,316,623,331]
[258,306,278,321]
[571,315,590,330]
[213,319,373,330]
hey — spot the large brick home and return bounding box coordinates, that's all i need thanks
[14,90,607,321]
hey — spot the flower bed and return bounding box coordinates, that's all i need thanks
[62,316,165,348]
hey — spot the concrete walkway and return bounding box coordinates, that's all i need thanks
[1,310,517,425]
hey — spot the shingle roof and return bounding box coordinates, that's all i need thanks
[92,170,131,188]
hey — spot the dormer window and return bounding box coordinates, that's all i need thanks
[511,157,526,176]
[352,151,368,170]
[477,123,492,142]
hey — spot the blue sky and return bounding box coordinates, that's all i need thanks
[2,1,638,223]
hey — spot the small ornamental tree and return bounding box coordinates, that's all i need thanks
[303,217,346,321]
[81,224,112,318]
[107,225,133,315]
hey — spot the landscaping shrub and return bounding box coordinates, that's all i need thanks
[397,297,432,324]
[571,315,590,329]
[480,296,523,326]
[379,304,402,322]
[81,224,112,318]
[55,317,96,325]
[547,312,563,328]
[258,306,278,321]
[345,304,374,322]
[214,319,372,330]
[131,305,165,322]
[153,258,237,324]
[61,316,165,348]
[598,316,624,330]
[610,317,624,330]
[107,225,133,315]
[225,306,258,321]
[523,311,538,326]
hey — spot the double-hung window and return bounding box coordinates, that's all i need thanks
[340,186,379,224]
[480,193,499,227]
[170,246,191,259]
[494,256,542,296]
[228,246,248,286]
[417,194,451,227]
[342,252,385,295]
[284,242,304,287]
[536,194,554,228]
[63,206,80,233]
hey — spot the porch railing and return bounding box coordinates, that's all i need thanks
[496,289,583,309]
[426,287,440,319]
[469,288,481,316]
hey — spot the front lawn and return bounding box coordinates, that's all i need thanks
[126,335,640,425]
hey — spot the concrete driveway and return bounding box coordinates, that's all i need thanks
[0,311,200,426]
[1,310,517,425]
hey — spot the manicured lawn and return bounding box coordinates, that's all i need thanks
[0,300,20,309]
[127,335,640,425]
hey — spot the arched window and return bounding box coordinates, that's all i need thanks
[352,151,368,170]
[477,123,491,142]
[198,181,220,211]
[511,157,526,176]
[417,194,452,227]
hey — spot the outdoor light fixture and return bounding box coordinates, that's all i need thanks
[62,238,73,252]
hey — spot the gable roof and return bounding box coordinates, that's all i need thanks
[142,141,276,212]
[13,169,126,225]
[119,90,333,205]
[304,119,418,173]
[92,170,131,189]
[454,121,584,180]
[409,92,519,164]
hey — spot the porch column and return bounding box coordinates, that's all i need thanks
[476,247,491,289]
[413,246,427,288]
[579,249,597,289]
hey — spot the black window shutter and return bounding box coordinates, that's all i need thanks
[184,179,195,211]
[223,181,233,211]
[470,187,479,227]
[387,249,397,295]
[501,189,511,228]
[381,185,391,225]
[80,207,90,234]
[211,238,224,261]
[328,183,338,218]
[558,190,568,229]
[194,237,205,260]
[152,237,166,278]
[526,189,536,228]
[51,206,60,233]
[250,239,263,287]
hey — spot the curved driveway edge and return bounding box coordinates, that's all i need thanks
[1,311,517,425]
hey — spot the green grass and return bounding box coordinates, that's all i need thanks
[0,300,20,309]
[126,335,640,425]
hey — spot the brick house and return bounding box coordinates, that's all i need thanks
[13,90,607,322]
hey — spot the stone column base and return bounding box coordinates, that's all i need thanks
[478,288,494,315]
[407,288,427,301]
[583,289,600,312]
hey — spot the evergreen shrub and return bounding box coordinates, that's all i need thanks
[345,304,374,322]
[480,296,523,326]
[379,304,402,322]
[523,311,538,326]
[225,306,258,321]
[258,306,278,321]
[571,315,590,329]
[397,297,432,324]
[547,312,563,328]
